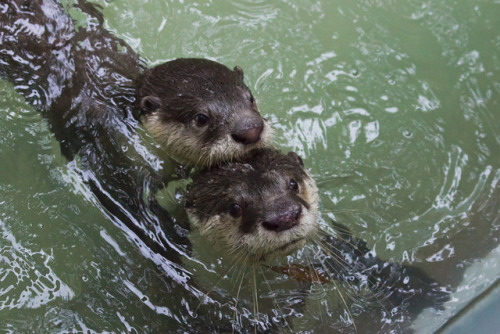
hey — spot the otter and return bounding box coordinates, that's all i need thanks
[0,0,271,261]
[136,58,272,166]
[184,149,450,333]
[1,3,450,332]
[0,1,271,166]
[185,148,320,263]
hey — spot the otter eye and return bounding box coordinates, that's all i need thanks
[194,114,209,127]
[229,203,243,218]
[289,179,299,192]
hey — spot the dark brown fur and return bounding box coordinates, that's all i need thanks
[136,58,272,166]
[185,148,319,262]
[0,0,271,262]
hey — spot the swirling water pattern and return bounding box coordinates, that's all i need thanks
[1,0,499,332]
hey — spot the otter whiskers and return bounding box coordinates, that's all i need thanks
[313,229,394,305]
[190,221,418,333]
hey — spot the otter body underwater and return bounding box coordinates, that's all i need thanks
[186,148,320,263]
[0,0,271,259]
[0,1,448,331]
[186,148,450,332]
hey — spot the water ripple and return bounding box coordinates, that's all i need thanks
[0,219,74,310]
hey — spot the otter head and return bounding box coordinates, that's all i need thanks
[136,58,272,166]
[185,148,319,263]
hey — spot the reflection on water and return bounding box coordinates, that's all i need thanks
[1,0,500,333]
[0,219,74,309]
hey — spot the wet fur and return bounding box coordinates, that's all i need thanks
[136,58,273,166]
[186,148,320,263]
[185,149,450,332]
[0,1,449,332]
[142,110,272,167]
[0,0,272,261]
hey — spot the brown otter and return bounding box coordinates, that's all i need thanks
[0,1,271,167]
[136,58,272,166]
[184,148,449,332]
[0,0,272,262]
[185,148,320,263]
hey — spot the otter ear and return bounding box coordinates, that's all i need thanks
[287,152,304,167]
[140,96,161,113]
[233,66,244,81]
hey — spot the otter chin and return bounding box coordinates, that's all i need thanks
[185,148,319,263]
[136,58,273,167]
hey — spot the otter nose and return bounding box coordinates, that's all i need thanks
[262,206,302,233]
[231,117,264,145]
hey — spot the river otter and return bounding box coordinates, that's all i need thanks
[184,149,449,332]
[0,0,271,261]
[185,148,320,263]
[0,0,271,166]
[137,58,272,166]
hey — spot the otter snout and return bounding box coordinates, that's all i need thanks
[262,204,302,233]
[231,112,264,145]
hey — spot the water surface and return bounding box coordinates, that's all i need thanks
[1,0,500,332]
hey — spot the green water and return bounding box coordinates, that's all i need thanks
[1,0,500,332]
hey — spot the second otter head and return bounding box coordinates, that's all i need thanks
[185,148,319,263]
[136,58,272,166]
